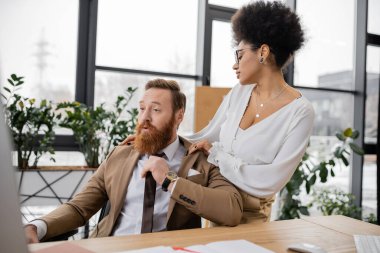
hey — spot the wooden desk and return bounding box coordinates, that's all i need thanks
[29,215,380,253]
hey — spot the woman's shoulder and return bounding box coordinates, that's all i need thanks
[291,95,315,119]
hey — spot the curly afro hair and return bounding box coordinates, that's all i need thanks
[231,1,304,68]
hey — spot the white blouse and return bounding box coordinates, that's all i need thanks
[186,84,315,198]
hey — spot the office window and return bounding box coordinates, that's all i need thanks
[366,46,379,144]
[368,0,380,35]
[209,0,284,9]
[0,0,78,102]
[96,0,198,75]
[94,70,195,135]
[300,89,353,137]
[294,0,355,90]
[363,155,377,220]
[300,88,354,192]
[210,21,237,87]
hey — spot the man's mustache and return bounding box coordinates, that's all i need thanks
[137,122,156,132]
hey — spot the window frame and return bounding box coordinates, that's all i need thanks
[51,0,376,218]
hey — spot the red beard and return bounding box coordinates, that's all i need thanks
[134,116,175,155]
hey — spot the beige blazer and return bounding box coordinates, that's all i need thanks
[41,137,243,240]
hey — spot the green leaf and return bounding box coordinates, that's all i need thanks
[341,155,349,166]
[331,169,335,177]
[320,165,328,183]
[351,130,359,139]
[349,143,365,156]
[336,133,346,141]
[11,74,18,81]
[7,79,15,86]
[309,174,317,185]
[299,206,310,215]
[305,181,311,194]
[3,86,11,93]
[343,128,353,137]
[334,147,342,158]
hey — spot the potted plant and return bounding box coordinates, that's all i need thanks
[279,127,365,220]
[56,87,138,168]
[1,74,56,170]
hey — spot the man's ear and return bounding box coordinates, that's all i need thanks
[175,108,184,126]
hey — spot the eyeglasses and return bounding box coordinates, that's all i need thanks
[234,48,249,65]
[234,46,259,65]
[234,45,275,65]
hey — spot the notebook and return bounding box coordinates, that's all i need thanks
[0,109,29,253]
[354,234,380,253]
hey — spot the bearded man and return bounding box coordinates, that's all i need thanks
[25,79,243,243]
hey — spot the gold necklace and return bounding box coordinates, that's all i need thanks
[254,85,287,118]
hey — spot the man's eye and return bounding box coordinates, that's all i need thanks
[238,55,243,60]
[153,109,161,112]
[139,107,145,111]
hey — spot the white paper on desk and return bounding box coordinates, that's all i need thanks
[186,245,220,253]
[116,239,274,253]
[187,240,274,253]
[116,246,175,253]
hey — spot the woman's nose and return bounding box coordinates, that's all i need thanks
[232,62,238,70]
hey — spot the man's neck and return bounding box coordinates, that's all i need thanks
[166,134,178,147]
[156,136,180,161]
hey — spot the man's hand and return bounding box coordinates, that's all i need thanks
[119,134,136,146]
[24,224,39,244]
[188,139,212,155]
[141,156,169,185]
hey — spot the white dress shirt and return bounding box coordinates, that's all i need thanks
[31,136,185,239]
[186,83,315,198]
[113,136,185,236]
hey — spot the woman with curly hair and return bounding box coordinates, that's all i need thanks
[187,1,315,224]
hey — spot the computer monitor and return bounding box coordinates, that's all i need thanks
[0,110,29,253]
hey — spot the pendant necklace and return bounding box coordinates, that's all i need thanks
[254,85,287,118]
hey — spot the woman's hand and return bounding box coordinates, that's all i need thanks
[119,134,136,146]
[188,140,212,156]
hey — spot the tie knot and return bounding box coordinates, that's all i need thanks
[154,152,166,158]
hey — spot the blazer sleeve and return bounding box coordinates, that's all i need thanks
[170,164,243,227]
[40,160,109,240]
[207,103,315,198]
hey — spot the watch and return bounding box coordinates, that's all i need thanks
[162,171,178,192]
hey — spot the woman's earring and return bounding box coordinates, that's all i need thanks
[259,57,264,64]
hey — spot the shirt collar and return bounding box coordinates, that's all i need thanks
[159,136,179,161]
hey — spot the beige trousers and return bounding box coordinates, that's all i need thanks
[238,189,275,224]
[203,189,275,227]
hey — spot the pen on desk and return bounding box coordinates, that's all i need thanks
[172,246,200,252]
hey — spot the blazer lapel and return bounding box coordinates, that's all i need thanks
[166,147,200,221]
[110,148,140,223]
